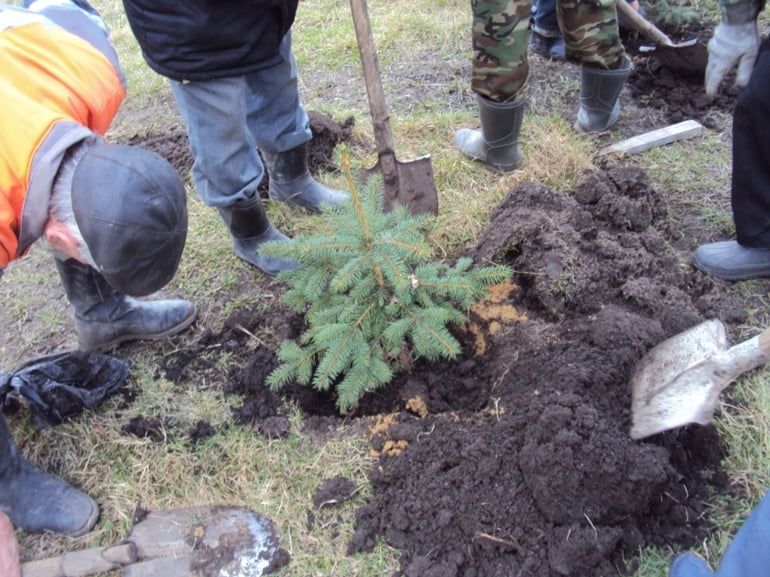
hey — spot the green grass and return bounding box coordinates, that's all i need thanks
[3,1,770,576]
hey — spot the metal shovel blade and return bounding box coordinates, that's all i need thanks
[360,152,437,216]
[350,0,439,216]
[21,506,282,577]
[617,0,708,74]
[630,320,770,440]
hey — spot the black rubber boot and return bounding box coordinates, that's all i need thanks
[453,96,525,172]
[0,416,98,536]
[692,240,770,281]
[217,195,300,276]
[575,57,632,133]
[261,143,349,213]
[55,258,197,352]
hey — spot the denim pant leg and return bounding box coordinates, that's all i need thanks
[531,0,560,35]
[245,32,312,155]
[170,76,263,208]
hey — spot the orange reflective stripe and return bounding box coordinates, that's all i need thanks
[0,21,125,266]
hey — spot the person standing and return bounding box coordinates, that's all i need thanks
[121,0,351,277]
[0,0,196,567]
[691,0,767,280]
[455,0,631,172]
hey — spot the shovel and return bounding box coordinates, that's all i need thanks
[630,320,770,440]
[616,0,708,74]
[21,505,282,577]
[348,0,439,216]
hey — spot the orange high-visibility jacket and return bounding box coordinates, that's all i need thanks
[0,4,125,269]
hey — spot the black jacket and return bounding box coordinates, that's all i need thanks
[122,0,299,81]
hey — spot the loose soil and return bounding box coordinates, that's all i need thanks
[20,17,754,577]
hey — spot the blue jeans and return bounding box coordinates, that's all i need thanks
[169,32,311,208]
[531,0,559,36]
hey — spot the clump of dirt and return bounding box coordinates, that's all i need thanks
[344,164,743,577]
[621,20,740,127]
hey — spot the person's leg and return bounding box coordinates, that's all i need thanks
[530,0,565,60]
[169,75,299,275]
[692,39,770,280]
[0,414,97,536]
[669,490,770,577]
[246,33,348,212]
[559,0,630,132]
[454,0,529,171]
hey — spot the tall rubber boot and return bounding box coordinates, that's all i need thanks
[260,143,349,213]
[575,57,632,133]
[669,490,770,577]
[55,258,197,352]
[453,96,525,172]
[217,195,300,276]
[0,415,98,536]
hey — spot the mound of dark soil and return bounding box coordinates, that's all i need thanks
[146,159,745,577]
[119,41,750,573]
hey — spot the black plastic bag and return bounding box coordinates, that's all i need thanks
[0,351,130,428]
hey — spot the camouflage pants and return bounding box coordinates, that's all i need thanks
[471,0,626,102]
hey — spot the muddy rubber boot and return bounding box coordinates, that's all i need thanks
[261,143,349,213]
[575,57,632,133]
[669,490,770,577]
[55,258,197,352]
[0,416,98,536]
[453,96,525,172]
[217,195,300,276]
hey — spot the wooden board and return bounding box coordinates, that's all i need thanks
[599,120,703,156]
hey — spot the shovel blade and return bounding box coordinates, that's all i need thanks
[653,41,709,74]
[125,505,282,577]
[630,319,728,440]
[361,154,438,216]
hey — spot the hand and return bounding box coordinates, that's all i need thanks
[0,512,20,577]
[705,22,760,97]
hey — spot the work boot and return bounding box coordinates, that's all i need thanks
[575,57,632,133]
[692,240,770,281]
[454,96,525,172]
[529,30,565,61]
[55,258,197,352]
[217,195,300,276]
[0,417,98,536]
[260,143,349,213]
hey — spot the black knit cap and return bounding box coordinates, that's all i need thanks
[71,143,187,296]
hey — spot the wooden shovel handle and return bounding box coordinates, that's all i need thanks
[615,0,674,47]
[349,0,398,175]
[21,542,136,577]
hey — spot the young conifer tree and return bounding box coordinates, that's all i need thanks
[261,152,511,412]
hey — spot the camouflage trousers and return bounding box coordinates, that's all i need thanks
[471,0,626,102]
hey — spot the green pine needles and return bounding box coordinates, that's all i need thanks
[261,152,511,413]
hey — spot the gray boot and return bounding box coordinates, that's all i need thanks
[217,195,300,276]
[692,240,770,281]
[453,96,525,172]
[575,57,632,133]
[55,258,197,352]
[0,416,98,536]
[260,143,349,213]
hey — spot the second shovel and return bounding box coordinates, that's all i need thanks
[349,0,438,216]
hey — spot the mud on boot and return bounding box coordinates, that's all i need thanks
[55,258,197,352]
[261,143,349,212]
[217,195,300,276]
